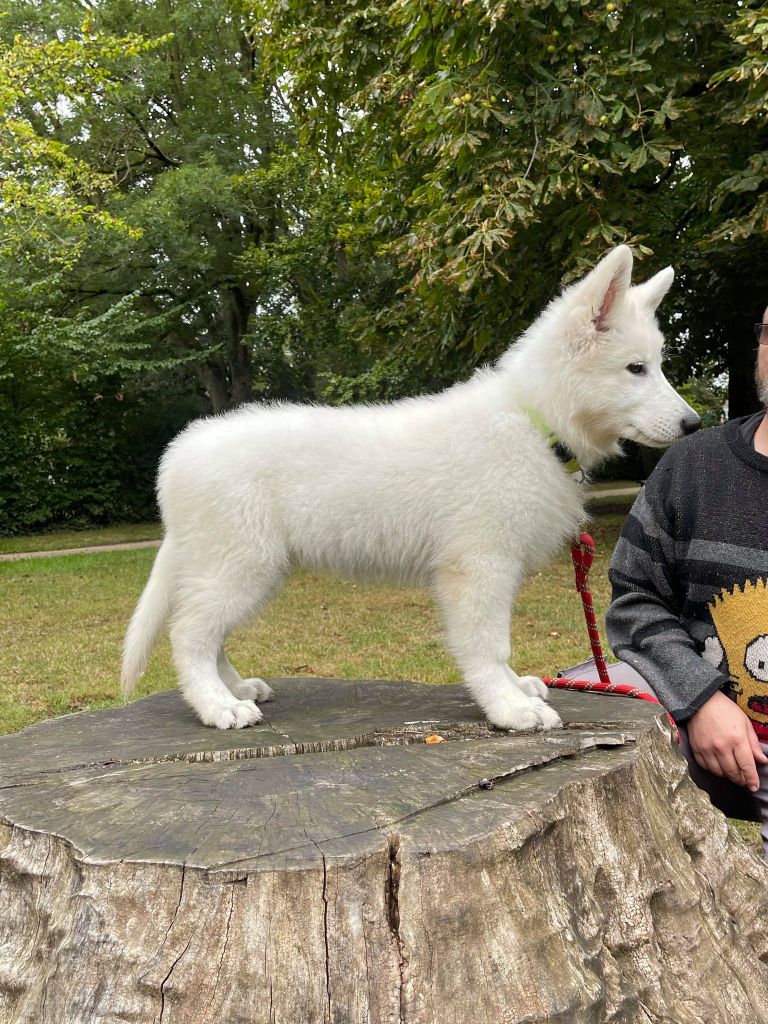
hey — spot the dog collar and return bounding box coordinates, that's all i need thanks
[521,406,587,482]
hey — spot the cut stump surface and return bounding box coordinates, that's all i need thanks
[1,678,767,1024]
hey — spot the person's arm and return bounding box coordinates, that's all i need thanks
[606,484,728,722]
[606,477,766,790]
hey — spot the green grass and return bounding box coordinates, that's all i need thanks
[0,515,625,735]
[0,521,162,554]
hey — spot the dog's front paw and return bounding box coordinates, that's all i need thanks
[529,698,562,730]
[514,674,551,701]
[200,699,263,730]
[486,694,562,732]
[229,677,274,703]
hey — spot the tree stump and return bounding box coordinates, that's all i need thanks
[1,678,767,1024]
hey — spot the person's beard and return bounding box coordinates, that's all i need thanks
[757,362,768,408]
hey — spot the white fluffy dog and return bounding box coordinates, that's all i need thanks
[122,246,698,732]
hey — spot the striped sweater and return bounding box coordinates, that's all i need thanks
[606,413,768,738]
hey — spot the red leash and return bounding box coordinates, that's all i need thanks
[542,531,678,738]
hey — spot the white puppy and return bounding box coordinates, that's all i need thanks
[122,246,699,731]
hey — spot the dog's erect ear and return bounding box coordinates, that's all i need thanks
[581,245,634,333]
[632,266,674,314]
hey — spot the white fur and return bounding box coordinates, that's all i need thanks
[122,246,698,732]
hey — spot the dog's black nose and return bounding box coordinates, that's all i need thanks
[681,413,701,436]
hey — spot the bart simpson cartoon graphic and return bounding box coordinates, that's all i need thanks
[708,578,768,727]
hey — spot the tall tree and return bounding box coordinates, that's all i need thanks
[254,0,768,406]
[1,0,380,413]
[0,0,404,531]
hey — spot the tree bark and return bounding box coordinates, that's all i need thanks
[1,678,767,1024]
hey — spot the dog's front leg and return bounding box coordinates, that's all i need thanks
[434,560,562,732]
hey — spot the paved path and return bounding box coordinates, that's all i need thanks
[0,486,641,563]
[0,539,162,562]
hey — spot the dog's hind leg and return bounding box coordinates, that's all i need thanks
[217,649,274,703]
[433,559,562,732]
[170,561,284,729]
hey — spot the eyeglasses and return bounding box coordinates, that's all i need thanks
[754,323,768,345]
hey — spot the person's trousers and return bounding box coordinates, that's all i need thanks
[557,657,768,859]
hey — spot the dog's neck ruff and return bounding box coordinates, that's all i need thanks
[521,406,588,483]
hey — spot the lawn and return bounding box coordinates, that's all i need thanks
[0,516,624,735]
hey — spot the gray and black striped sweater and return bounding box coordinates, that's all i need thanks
[606,413,768,737]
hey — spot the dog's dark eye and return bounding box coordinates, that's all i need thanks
[627,363,646,375]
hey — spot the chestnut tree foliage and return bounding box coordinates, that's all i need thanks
[252,0,768,405]
[0,0,766,530]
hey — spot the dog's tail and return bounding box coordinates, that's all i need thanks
[121,539,175,697]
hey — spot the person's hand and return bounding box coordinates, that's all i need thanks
[687,690,768,792]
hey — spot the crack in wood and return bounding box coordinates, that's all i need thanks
[155,863,187,1023]
[305,830,333,1022]
[211,884,235,1003]
[386,832,407,1024]
[1,718,643,792]
[0,734,637,884]
[204,735,636,872]
[321,850,332,1023]
[158,937,190,1024]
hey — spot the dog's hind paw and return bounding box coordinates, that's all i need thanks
[229,677,274,703]
[200,699,264,730]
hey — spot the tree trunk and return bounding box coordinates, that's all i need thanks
[195,358,232,413]
[193,289,254,413]
[224,286,253,407]
[1,678,767,1024]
